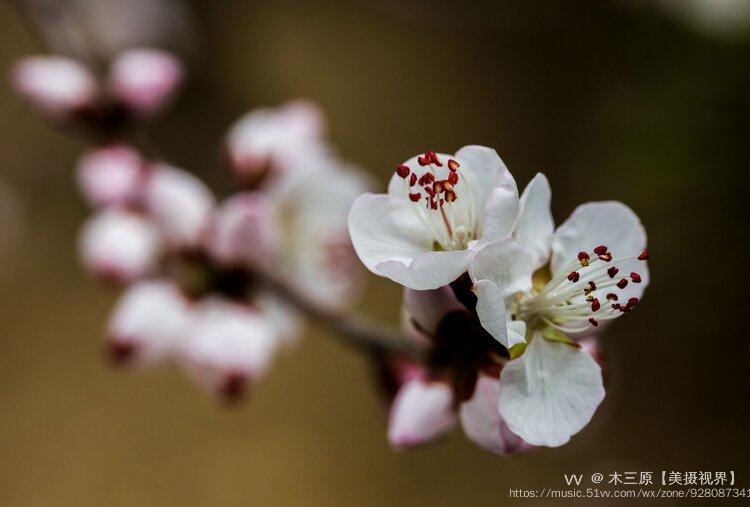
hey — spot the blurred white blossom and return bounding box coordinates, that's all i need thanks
[76,144,145,207]
[79,208,163,283]
[143,164,215,249]
[106,280,191,366]
[11,56,99,119]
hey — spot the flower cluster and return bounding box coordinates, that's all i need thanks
[11,11,651,454]
[349,147,649,451]
[12,44,368,403]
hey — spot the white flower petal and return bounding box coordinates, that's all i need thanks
[349,193,472,289]
[473,280,510,347]
[469,238,534,298]
[507,320,527,348]
[498,333,605,447]
[472,280,527,348]
[513,173,554,270]
[107,280,190,366]
[455,146,517,227]
[388,378,456,449]
[460,373,532,455]
[144,164,215,248]
[79,209,162,283]
[477,185,520,244]
[376,249,476,290]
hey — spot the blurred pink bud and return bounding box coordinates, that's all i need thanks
[459,373,534,455]
[79,209,162,283]
[144,164,215,248]
[403,286,467,336]
[180,298,279,403]
[106,280,191,367]
[226,100,326,181]
[108,48,184,118]
[205,192,276,268]
[11,56,98,118]
[388,377,456,449]
[76,144,145,207]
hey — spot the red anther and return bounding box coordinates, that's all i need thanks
[627,297,639,308]
[578,251,590,261]
[430,199,438,210]
[409,192,421,202]
[590,298,601,312]
[638,250,650,261]
[630,272,642,283]
[588,318,599,327]
[447,159,460,171]
[447,171,459,185]
[439,199,445,206]
[567,271,580,282]
[418,155,429,166]
[425,187,436,198]
[396,164,410,178]
[418,172,435,186]
[607,267,619,278]
[433,181,444,193]
[598,252,613,262]
[616,278,628,289]
[611,303,622,310]
[594,245,608,255]
[426,150,442,166]
[445,190,457,202]
[409,173,417,186]
[606,293,618,301]
[588,281,597,290]
[442,181,454,193]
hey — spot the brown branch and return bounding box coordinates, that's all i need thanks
[251,267,424,360]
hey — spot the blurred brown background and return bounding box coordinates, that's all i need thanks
[0,0,748,505]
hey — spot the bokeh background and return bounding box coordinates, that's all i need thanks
[0,0,748,505]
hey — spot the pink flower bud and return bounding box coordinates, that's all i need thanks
[79,209,162,283]
[403,286,467,336]
[179,298,279,403]
[226,100,325,181]
[11,56,98,118]
[143,164,215,248]
[387,377,456,449]
[106,280,190,367]
[205,192,277,268]
[108,48,184,118]
[460,373,534,455]
[76,144,145,207]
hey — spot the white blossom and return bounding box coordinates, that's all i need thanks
[348,146,518,290]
